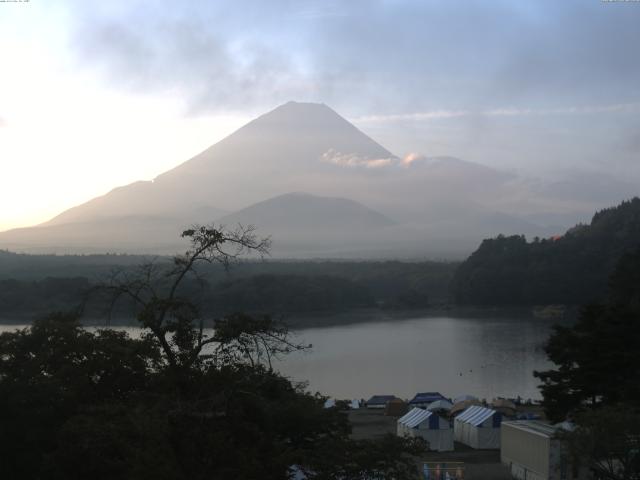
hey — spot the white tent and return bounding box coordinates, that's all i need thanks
[350,399,360,409]
[454,405,502,449]
[426,399,453,412]
[397,408,454,452]
[453,394,478,404]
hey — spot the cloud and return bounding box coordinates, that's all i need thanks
[354,102,640,124]
[400,152,426,166]
[55,0,640,184]
[69,3,316,113]
[321,150,462,170]
[356,110,470,123]
[64,1,640,115]
[321,149,396,168]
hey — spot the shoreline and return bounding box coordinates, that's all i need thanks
[0,304,578,330]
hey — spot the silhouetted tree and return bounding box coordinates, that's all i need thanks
[535,248,640,421]
[452,197,640,305]
[535,249,640,479]
[560,405,640,480]
[0,225,426,479]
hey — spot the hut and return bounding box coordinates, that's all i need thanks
[408,392,447,408]
[454,405,502,449]
[385,398,408,417]
[453,394,478,404]
[365,395,397,409]
[450,399,482,417]
[501,420,585,480]
[323,399,336,409]
[492,398,517,417]
[397,408,454,452]
[426,399,453,413]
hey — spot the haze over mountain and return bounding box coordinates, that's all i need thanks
[0,101,628,258]
[220,192,395,230]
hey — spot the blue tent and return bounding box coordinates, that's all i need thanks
[366,395,397,408]
[409,392,448,407]
[397,408,453,452]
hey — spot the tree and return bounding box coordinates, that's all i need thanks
[100,224,272,376]
[534,249,640,422]
[0,224,426,479]
[534,248,640,479]
[452,197,640,306]
[0,312,160,479]
[560,406,640,480]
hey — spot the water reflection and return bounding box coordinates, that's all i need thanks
[277,316,557,401]
[0,315,560,401]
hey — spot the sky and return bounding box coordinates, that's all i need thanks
[1,0,639,231]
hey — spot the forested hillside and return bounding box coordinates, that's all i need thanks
[0,253,456,320]
[452,198,640,305]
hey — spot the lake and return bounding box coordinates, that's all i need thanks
[0,313,561,402]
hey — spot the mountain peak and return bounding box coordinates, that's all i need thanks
[244,101,358,133]
[278,100,329,109]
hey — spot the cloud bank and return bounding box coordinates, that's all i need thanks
[66,0,640,115]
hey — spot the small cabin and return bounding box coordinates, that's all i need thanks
[408,392,448,408]
[365,395,397,409]
[501,420,586,480]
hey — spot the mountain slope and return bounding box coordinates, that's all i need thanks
[220,192,395,230]
[47,102,395,226]
[451,197,640,305]
[217,192,401,257]
[0,101,595,257]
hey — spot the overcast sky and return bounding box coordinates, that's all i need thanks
[1,0,639,230]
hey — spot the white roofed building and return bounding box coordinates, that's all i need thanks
[397,408,454,452]
[454,405,502,449]
[501,420,586,480]
[426,399,453,413]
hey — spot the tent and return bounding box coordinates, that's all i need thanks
[426,399,453,412]
[453,394,478,404]
[454,405,502,449]
[491,398,517,417]
[450,399,482,417]
[397,408,454,452]
[408,392,448,408]
[350,399,360,410]
[366,395,397,409]
[385,398,408,417]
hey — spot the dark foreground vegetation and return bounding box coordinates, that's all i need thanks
[452,197,640,306]
[534,247,640,478]
[0,226,425,479]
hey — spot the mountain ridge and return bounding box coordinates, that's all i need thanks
[0,101,601,257]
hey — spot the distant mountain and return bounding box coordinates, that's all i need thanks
[220,192,394,230]
[0,216,192,254]
[48,101,395,226]
[0,101,617,257]
[218,192,403,257]
[451,197,640,305]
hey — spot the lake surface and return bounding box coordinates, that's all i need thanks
[0,313,561,402]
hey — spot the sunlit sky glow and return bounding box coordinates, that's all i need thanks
[1,0,639,231]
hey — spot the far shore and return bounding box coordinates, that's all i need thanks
[0,304,578,330]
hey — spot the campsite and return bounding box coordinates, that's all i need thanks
[338,392,550,480]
